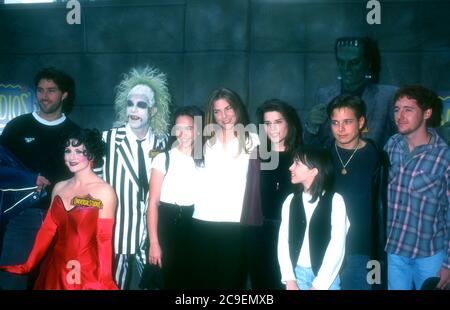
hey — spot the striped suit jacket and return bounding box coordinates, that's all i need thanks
[101,126,166,260]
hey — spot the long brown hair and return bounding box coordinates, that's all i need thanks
[204,87,253,154]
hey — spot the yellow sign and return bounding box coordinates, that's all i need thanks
[0,83,36,133]
[71,195,103,209]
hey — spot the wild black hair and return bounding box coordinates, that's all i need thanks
[62,128,105,168]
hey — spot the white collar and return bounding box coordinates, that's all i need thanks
[125,123,153,140]
[32,111,66,126]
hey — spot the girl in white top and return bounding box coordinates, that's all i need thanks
[147,106,203,289]
[278,146,350,290]
[192,88,259,289]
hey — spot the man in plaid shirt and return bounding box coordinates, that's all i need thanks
[384,85,449,290]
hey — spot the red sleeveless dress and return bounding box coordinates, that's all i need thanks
[34,195,118,290]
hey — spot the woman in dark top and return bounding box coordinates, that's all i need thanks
[245,99,302,289]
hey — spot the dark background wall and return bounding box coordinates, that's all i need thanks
[1,0,449,131]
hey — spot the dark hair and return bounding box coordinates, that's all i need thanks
[62,128,105,168]
[335,37,380,82]
[172,105,204,126]
[394,85,443,127]
[169,105,204,167]
[204,87,252,153]
[256,98,302,152]
[34,67,76,114]
[292,146,334,203]
[327,94,367,127]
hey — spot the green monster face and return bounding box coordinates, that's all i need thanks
[336,44,370,93]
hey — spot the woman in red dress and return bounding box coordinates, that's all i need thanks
[0,128,118,290]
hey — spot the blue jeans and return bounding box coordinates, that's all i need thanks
[388,251,444,290]
[0,208,45,290]
[295,265,341,290]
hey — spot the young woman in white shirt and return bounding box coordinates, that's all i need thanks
[147,106,204,289]
[277,146,350,290]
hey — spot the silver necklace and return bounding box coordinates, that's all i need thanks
[334,141,360,175]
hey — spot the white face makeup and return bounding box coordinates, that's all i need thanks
[127,84,155,131]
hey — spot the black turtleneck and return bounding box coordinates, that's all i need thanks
[260,151,295,221]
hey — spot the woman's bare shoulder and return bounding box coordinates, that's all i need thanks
[89,179,116,199]
[90,180,117,217]
[52,179,71,198]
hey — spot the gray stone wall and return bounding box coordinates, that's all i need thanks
[1,0,449,130]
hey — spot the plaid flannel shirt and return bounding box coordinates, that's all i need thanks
[384,129,450,268]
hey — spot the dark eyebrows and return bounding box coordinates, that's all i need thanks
[394,104,416,110]
[37,86,58,91]
[264,117,284,123]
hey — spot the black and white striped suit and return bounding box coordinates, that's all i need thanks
[101,125,166,289]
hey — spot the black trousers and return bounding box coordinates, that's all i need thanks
[245,220,283,290]
[158,202,194,289]
[191,219,246,289]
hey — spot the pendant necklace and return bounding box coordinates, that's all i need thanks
[334,141,360,175]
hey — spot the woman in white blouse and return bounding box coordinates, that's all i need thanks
[277,146,350,290]
[192,88,259,289]
[147,106,204,289]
